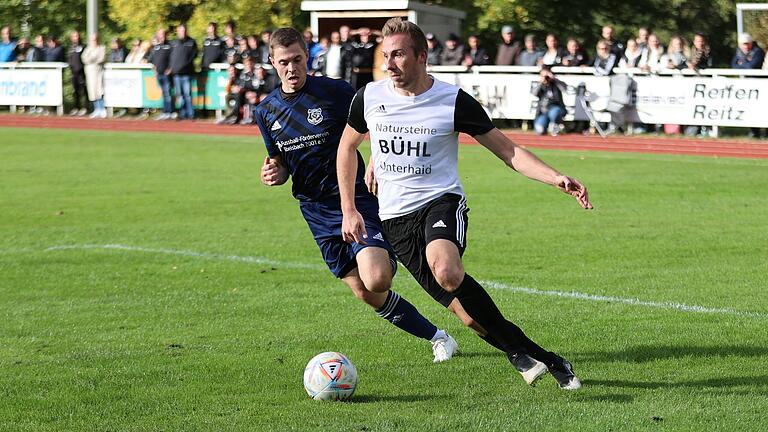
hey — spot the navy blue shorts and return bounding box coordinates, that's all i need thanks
[299,195,397,278]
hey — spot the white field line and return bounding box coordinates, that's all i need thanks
[35,243,768,320]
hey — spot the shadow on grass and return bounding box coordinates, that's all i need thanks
[572,393,635,404]
[349,394,445,404]
[575,344,768,363]
[584,375,768,392]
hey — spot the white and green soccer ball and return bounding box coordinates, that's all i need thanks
[303,351,358,401]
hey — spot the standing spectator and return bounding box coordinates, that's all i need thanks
[463,35,490,66]
[148,28,173,120]
[541,33,566,66]
[731,33,764,69]
[45,36,65,62]
[439,33,465,65]
[688,33,712,70]
[339,25,355,81]
[636,27,650,50]
[304,28,318,70]
[312,36,330,75]
[125,39,149,63]
[109,38,128,63]
[639,33,665,73]
[349,27,376,89]
[236,36,250,64]
[661,36,689,70]
[0,26,17,62]
[732,33,765,138]
[592,39,618,76]
[169,23,198,120]
[201,22,224,71]
[15,37,30,61]
[495,25,521,65]
[68,31,88,116]
[619,38,644,68]
[322,31,344,79]
[516,34,543,66]
[224,21,239,42]
[82,33,107,118]
[26,35,46,62]
[256,30,272,65]
[562,38,589,66]
[426,33,442,66]
[601,25,624,58]
[531,67,567,136]
[246,35,260,59]
[222,36,239,65]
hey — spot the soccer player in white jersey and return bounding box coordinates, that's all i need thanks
[337,18,593,390]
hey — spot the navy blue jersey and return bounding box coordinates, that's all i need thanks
[255,75,369,202]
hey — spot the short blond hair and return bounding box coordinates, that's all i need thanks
[381,18,428,56]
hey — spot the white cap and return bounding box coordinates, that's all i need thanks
[738,33,753,44]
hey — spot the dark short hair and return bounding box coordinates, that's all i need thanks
[382,18,428,56]
[269,27,306,54]
[208,22,218,28]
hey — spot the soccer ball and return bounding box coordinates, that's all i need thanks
[303,351,358,401]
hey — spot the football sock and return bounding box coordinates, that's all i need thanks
[501,319,559,365]
[376,290,438,341]
[451,274,527,355]
[430,329,447,343]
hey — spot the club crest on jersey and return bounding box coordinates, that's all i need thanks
[307,108,323,125]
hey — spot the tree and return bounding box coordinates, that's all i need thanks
[108,0,304,41]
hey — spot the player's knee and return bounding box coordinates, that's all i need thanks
[432,265,464,292]
[364,272,392,293]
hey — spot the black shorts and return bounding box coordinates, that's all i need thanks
[381,193,469,307]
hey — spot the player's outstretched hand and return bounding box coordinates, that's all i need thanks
[342,210,368,245]
[261,156,286,186]
[554,174,593,209]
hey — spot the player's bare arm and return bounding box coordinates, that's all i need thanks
[260,155,289,186]
[475,128,593,209]
[364,155,377,196]
[337,125,369,244]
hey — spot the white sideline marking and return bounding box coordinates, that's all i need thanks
[30,243,768,319]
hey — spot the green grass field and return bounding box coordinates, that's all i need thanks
[1,127,767,431]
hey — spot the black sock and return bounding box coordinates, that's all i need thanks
[501,319,559,366]
[452,274,526,355]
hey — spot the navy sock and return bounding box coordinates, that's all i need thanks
[376,291,438,341]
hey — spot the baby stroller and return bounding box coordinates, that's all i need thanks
[573,74,637,137]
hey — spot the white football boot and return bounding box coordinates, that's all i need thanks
[431,333,459,363]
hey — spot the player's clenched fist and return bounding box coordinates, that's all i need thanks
[261,156,288,186]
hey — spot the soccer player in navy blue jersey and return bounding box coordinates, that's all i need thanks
[254,28,458,362]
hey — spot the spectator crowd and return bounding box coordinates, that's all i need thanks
[0,21,766,135]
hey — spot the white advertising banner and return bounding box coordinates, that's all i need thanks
[104,69,143,108]
[0,68,63,106]
[432,72,768,127]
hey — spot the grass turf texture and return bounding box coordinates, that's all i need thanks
[1,127,767,431]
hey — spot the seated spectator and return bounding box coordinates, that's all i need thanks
[541,33,566,66]
[495,25,521,65]
[439,33,465,65]
[426,33,442,66]
[593,39,618,76]
[601,25,624,58]
[531,67,567,136]
[661,36,689,70]
[516,34,543,66]
[45,36,65,62]
[561,38,589,66]
[0,26,17,62]
[687,33,712,70]
[463,35,490,66]
[619,38,644,68]
[731,33,764,69]
[639,33,665,72]
[246,34,259,59]
[110,38,128,62]
[220,57,275,124]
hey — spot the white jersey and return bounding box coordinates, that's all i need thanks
[348,77,494,220]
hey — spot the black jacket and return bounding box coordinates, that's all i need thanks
[45,45,65,62]
[68,43,84,71]
[201,37,224,70]
[148,42,172,74]
[169,37,198,75]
